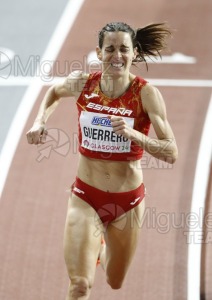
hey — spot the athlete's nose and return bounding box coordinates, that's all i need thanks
[113,49,122,59]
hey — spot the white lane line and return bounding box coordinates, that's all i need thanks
[147,79,212,87]
[0,0,86,198]
[1,76,212,87]
[187,94,212,300]
[149,52,196,64]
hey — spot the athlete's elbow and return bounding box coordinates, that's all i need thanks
[166,145,178,164]
[51,85,62,101]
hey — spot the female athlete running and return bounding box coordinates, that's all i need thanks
[26,22,178,300]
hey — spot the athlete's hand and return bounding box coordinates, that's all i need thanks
[109,115,134,140]
[26,123,48,145]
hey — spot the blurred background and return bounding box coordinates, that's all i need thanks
[0,0,211,299]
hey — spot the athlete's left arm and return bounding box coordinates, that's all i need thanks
[141,84,178,163]
[110,84,178,164]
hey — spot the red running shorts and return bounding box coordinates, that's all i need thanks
[71,177,145,226]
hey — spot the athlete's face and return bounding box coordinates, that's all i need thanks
[96,31,136,76]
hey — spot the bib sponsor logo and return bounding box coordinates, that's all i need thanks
[91,116,111,127]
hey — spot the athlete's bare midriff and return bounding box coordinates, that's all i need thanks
[77,154,143,193]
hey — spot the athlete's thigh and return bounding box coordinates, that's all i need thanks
[105,199,145,282]
[63,193,103,283]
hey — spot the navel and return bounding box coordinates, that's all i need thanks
[105,172,111,180]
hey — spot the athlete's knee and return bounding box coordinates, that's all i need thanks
[68,276,91,298]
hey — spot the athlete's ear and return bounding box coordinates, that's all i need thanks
[133,47,138,60]
[96,46,102,61]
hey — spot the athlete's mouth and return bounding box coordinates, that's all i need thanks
[111,62,124,68]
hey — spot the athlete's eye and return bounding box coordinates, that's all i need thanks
[120,47,129,53]
[105,48,114,52]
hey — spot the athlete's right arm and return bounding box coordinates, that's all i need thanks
[26,71,88,145]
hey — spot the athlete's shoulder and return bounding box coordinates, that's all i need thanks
[141,82,157,96]
[67,70,89,81]
[136,75,148,85]
[67,71,101,83]
[141,82,166,114]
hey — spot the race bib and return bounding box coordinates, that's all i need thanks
[79,111,134,153]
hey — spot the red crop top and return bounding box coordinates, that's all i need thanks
[76,72,151,161]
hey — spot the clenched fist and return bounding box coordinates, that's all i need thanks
[26,123,48,145]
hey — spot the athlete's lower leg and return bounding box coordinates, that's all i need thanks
[63,195,101,300]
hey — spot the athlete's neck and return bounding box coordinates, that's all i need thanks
[100,73,135,99]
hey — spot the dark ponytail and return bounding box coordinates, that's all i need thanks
[133,23,172,67]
